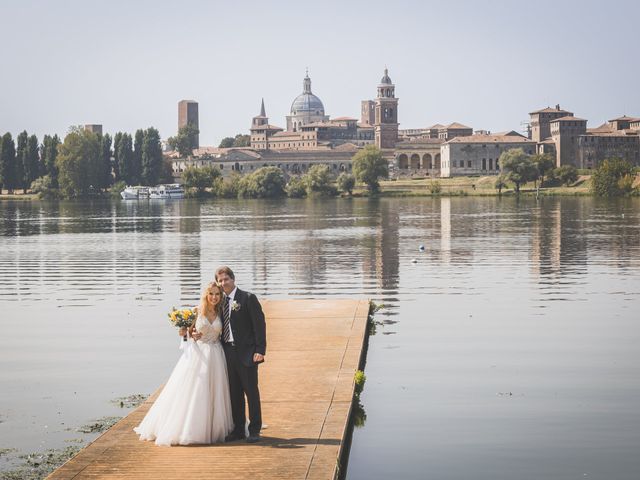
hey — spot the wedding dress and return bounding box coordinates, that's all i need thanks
[133,315,234,445]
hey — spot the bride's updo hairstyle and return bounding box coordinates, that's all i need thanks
[198,282,224,319]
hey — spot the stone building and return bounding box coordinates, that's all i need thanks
[249,73,374,151]
[440,131,536,177]
[372,68,399,149]
[84,124,103,135]
[178,100,199,148]
[530,106,640,168]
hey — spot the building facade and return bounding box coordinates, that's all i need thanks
[178,100,199,148]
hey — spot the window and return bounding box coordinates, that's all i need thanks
[489,158,493,170]
[482,158,486,170]
[467,160,472,168]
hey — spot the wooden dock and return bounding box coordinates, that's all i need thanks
[48,299,370,480]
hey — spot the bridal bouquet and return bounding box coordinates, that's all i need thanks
[168,307,196,341]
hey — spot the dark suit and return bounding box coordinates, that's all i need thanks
[222,287,266,437]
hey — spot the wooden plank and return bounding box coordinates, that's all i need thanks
[48,298,369,480]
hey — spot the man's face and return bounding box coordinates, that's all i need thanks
[217,272,235,294]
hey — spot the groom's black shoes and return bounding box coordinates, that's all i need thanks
[246,433,261,443]
[225,431,245,442]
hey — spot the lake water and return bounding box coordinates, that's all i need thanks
[1,196,639,479]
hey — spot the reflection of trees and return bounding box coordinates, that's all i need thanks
[352,397,367,428]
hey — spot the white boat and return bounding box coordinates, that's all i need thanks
[148,184,185,199]
[120,186,150,200]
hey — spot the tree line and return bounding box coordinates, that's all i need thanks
[0,126,168,198]
[181,145,388,199]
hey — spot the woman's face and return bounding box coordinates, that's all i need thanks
[208,288,222,307]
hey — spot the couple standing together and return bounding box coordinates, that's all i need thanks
[134,266,266,446]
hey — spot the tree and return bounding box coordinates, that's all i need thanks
[30,174,59,200]
[553,165,578,186]
[337,172,356,195]
[352,145,388,193]
[219,137,235,148]
[233,134,251,147]
[498,148,537,193]
[98,133,112,190]
[133,129,144,184]
[303,164,336,196]
[168,123,200,157]
[213,173,242,198]
[141,127,163,186]
[237,166,287,198]
[117,133,134,184]
[23,134,40,193]
[41,134,61,187]
[112,132,123,181]
[0,133,17,193]
[494,174,507,195]
[531,153,555,188]
[15,131,28,193]
[591,158,635,197]
[56,128,102,198]
[182,165,221,196]
[286,176,307,198]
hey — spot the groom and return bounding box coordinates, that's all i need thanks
[215,266,266,443]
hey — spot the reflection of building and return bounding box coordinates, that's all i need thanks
[178,100,199,149]
[361,200,400,293]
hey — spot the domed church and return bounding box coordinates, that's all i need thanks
[286,71,329,132]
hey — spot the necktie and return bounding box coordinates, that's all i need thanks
[222,296,231,342]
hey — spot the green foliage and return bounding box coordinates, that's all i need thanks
[141,127,163,186]
[499,148,537,193]
[591,158,636,197]
[219,134,251,148]
[237,166,287,198]
[337,172,356,195]
[232,134,250,147]
[110,180,127,198]
[98,133,112,190]
[168,123,199,157]
[219,136,235,148]
[285,176,307,198]
[494,174,507,194]
[41,134,60,187]
[352,145,388,193]
[56,128,103,198]
[213,174,242,198]
[30,175,60,200]
[116,133,134,184]
[554,165,579,186]
[182,165,222,196]
[133,129,144,183]
[354,370,366,396]
[428,179,442,194]
[0,133,16,192]
[16,130,28,192]
[531,153,555,186]
[303,164,336,196]
[159,158,175,184]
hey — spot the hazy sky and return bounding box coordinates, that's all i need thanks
[1,0,638,145]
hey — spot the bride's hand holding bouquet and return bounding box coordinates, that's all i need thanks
[169,307,197,341]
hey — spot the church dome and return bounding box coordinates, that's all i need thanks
[380,68,393,85]
[290,73,325,115]
[291,92,325,115]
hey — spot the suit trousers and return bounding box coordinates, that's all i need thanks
[223,343,262,436]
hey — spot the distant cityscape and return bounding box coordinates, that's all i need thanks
[90,68,640,179]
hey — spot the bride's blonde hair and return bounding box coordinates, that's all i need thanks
[198,282,224,319]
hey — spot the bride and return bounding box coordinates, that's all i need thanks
[134,282,234,445]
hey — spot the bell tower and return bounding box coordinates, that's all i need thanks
[374,68,399,149]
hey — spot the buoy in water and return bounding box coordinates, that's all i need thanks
[411,258,418,263]
[419,244,425,251]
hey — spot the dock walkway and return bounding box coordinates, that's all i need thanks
[48,299,370,480]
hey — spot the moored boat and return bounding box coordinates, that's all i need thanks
[120,186,150,200]
[148,184,185,199]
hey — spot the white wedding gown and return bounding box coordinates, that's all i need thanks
[134,315,234,446]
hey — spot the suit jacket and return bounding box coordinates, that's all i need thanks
[228,288,266,367]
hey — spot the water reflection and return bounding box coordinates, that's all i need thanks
[1,197,640,479]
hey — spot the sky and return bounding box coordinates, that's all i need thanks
[1,0,639,146]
